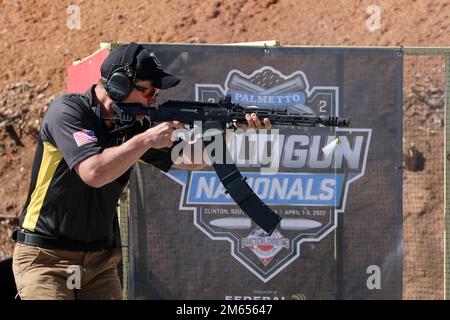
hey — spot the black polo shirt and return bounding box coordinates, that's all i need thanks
[18,85,173,247]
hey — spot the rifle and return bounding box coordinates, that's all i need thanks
[112,96,349,129]
[111,96,350,235]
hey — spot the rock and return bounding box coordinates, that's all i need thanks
[425,113,444,129]
[404,143,426,172]
[426,97,443,109]
[207,8,220,19]
[263,0,279,8]
[188,37,200,43]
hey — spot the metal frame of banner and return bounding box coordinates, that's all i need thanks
[111,42,450,300]
[445,52,450,300]
[118,188,129,300]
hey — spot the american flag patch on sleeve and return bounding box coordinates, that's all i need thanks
[73,129,98,147]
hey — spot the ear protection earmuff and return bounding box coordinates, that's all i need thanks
[105,42,143,102]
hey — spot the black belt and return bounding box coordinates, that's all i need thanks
[13,230,113,252]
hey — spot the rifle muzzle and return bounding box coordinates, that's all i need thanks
[320,116,350,127]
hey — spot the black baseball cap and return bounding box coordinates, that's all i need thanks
[101,44,180,89]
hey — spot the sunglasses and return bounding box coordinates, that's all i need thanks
[133,83,160,99]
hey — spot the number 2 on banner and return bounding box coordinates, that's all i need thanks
[319,100,327,113]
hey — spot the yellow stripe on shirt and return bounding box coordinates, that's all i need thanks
[22,142,63,232]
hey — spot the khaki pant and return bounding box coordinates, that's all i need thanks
[12,242,123,300]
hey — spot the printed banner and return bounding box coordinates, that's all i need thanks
[129,45,403,300]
